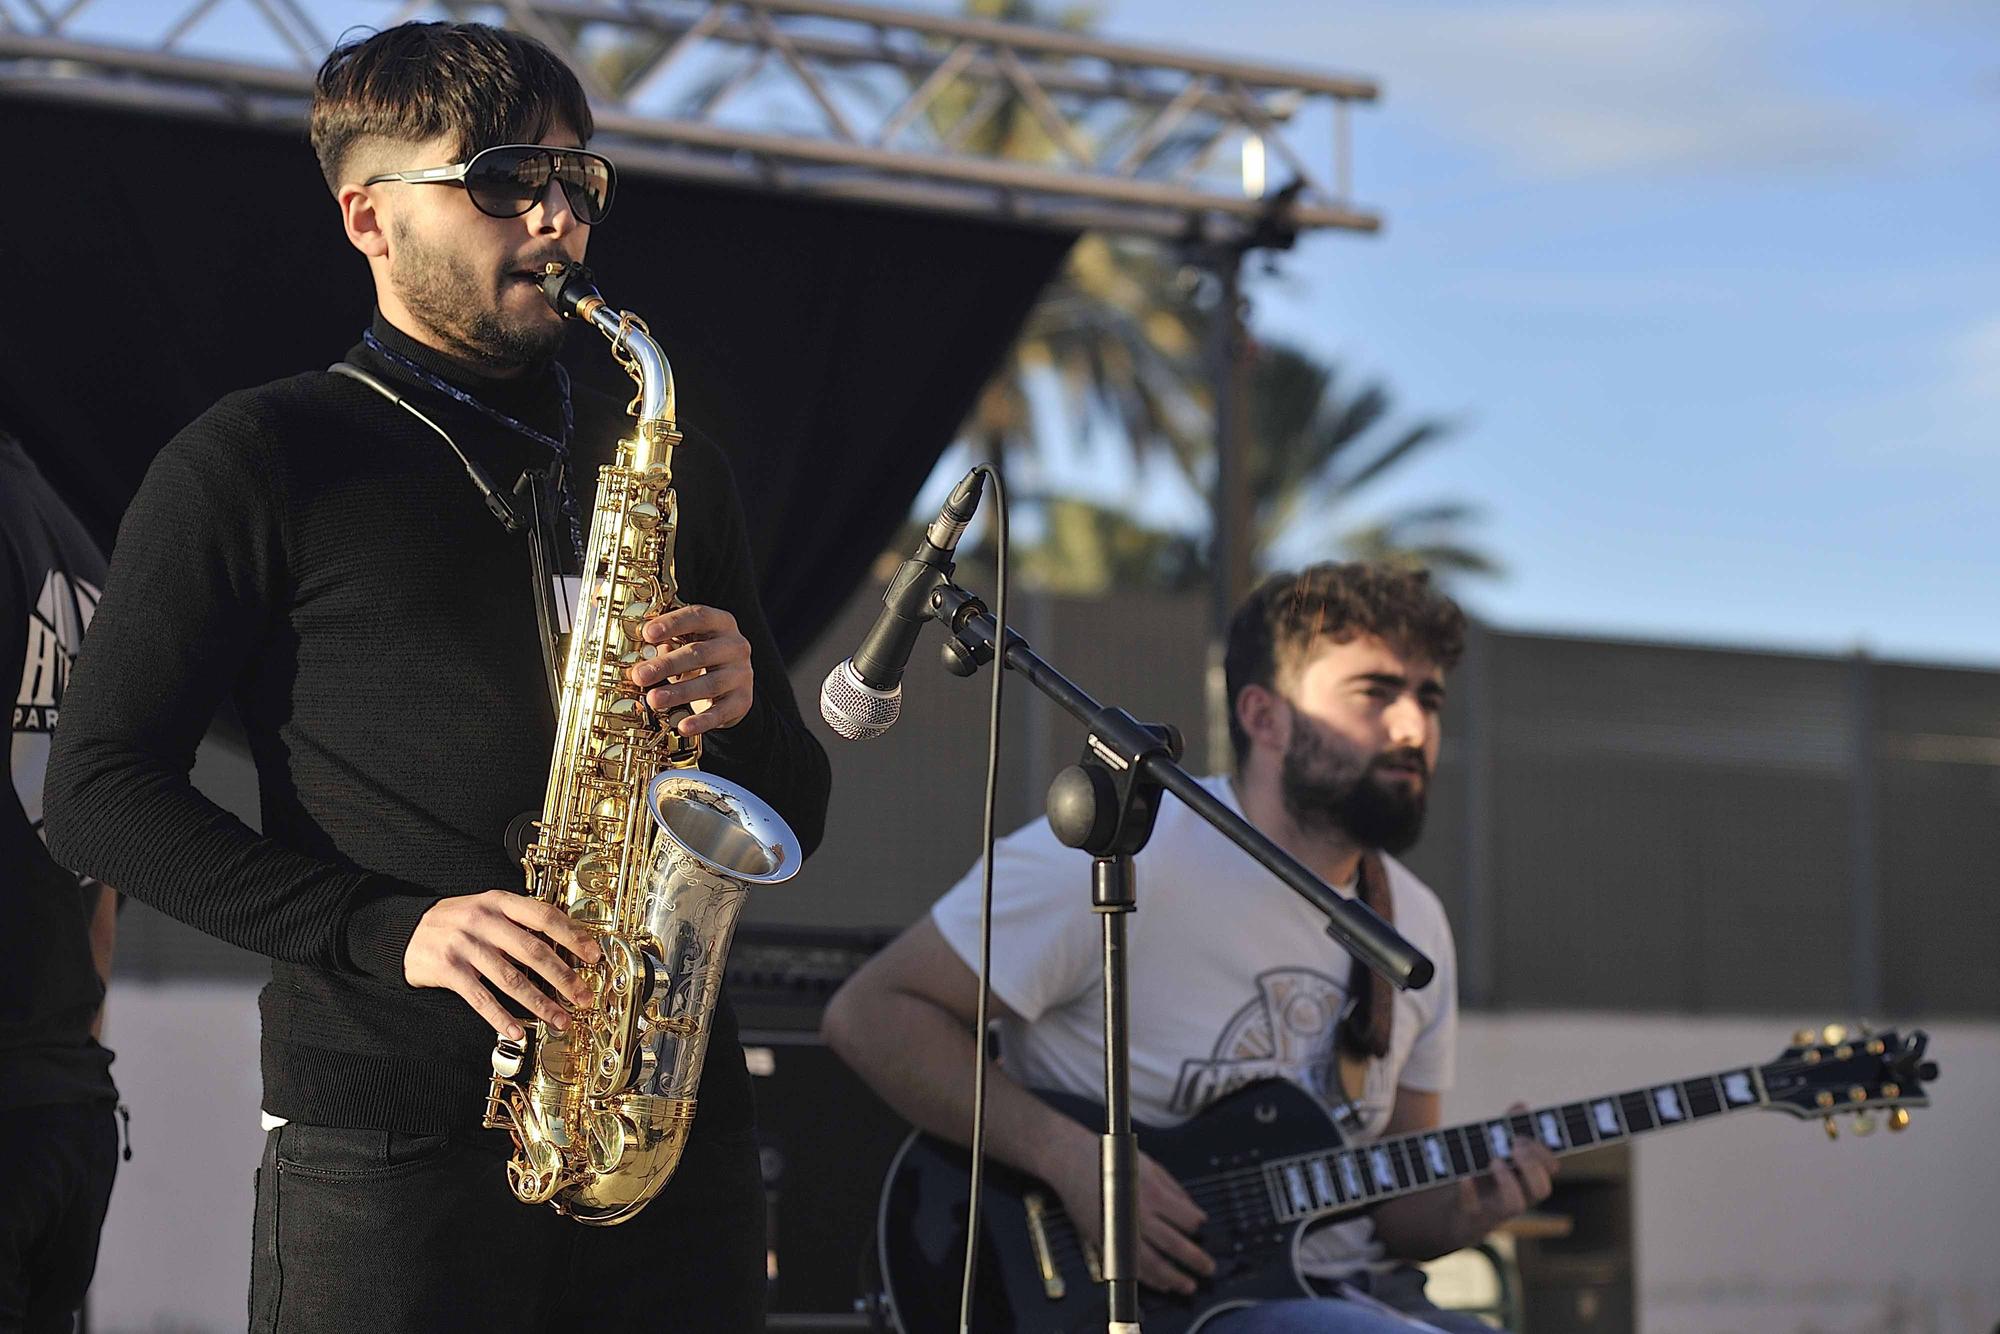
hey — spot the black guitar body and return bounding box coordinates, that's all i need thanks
[873,1030,1938,1333]
[876,1079,1339,1334]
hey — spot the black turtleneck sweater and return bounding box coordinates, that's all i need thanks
[44,314,830,1136]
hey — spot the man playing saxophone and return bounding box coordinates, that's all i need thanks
[43,20,829,1331]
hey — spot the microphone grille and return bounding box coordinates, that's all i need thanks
[819,661,901,741]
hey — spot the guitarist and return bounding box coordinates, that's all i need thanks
[825,561,1556,1331]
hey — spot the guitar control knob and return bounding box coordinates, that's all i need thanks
[1889,1108,1911,1132]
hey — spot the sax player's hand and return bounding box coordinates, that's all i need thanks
[631,604,754,736]
[404,892,602,1041]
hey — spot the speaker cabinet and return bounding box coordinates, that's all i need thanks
[745,1030,910,1324]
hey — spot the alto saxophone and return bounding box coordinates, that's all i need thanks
[482,262,802,1225]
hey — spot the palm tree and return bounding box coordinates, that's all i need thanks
[924,0,1212,502]
[916,5,1495,588]
[1246,341,1496,577]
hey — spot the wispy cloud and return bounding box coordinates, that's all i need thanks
[1264,3,1899,180]
[1947,316,2000,408]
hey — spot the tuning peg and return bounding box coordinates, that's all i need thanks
[1793,1028,1818,1046]
[1822,1023,1848,1046]
[1889,1108,1911,1133]
[1823,1117,1839,1140]
[1853,1112,1875,1136]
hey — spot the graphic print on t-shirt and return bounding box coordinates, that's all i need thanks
[1169,967,1392,1136]
[12,569,100,828]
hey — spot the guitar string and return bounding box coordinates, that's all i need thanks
[1017,1052,1888,1276]
[1018,1055,1847,1267]
[1035,1070,1788,1269]
[1159,1056,1835,1197]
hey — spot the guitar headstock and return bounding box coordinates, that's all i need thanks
[1759,1026,1936,1137]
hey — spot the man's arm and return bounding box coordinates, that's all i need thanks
[42,410,435,977]
[822,917,1215,1295]
[85,884,116,1042]
[1368,1087,1558,1261]
[41,409,600,1040]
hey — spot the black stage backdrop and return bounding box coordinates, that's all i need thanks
[0,93,1073,658]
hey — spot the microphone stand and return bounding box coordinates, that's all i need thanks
[925,579,1434,1333]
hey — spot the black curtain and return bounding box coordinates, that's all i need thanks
[0,93,1073,658]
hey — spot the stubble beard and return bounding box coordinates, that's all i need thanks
[1279,719,1430,856]
[388,218,566,371]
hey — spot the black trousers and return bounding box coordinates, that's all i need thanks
[0,1102,119,1334]
[249,1120,765,1333]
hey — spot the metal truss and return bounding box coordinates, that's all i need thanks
[0,0,1381,243]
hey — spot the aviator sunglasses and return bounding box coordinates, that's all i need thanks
[364,144,617,225]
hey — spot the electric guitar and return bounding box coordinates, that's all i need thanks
[875,1027,1936,1333]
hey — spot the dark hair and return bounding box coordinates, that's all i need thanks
[309,22,593,190]
[1224,561,1467,767]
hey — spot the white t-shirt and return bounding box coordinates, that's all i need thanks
[930,773,1458,1276]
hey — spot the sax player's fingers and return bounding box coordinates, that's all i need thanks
[664,635,745,673]
[641,604,737,645]
[693,693,750,729]
[447,966,525,1042]
[630,634,748,689]
[491,921,590,1007]
[647,662,751,717]
[500,895,601,964]
[468,941,573,1031]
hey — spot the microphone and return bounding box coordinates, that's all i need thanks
[820,468,986,740]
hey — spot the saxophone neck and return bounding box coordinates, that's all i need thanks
[541,262,678,468]
[596,312,674,439]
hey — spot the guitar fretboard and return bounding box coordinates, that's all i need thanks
[1260,1064,1765,1223]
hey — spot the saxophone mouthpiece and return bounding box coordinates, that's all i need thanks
[539,262,601,319]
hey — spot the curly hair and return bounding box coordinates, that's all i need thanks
[308,22,593,191]
[1224,561,1467,767]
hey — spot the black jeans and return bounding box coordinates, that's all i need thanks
[0,1102,119,1334]
[249,1121,765,1333]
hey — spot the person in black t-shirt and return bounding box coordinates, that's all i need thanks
[2,432,120,1334]
[43,21,829,1333]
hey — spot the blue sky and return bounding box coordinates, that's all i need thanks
[1080,1,2000,665]
[73,0,1998,664]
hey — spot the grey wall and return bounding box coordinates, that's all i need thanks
[119,578,2000,1020]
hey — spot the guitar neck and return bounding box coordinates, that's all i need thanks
[1263,1063,1769,1225]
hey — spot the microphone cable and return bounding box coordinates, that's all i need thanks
[958,461,1006,1334]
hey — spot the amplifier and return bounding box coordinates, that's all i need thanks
[726,925,907,1322]
[726,924,900,1032]
[746,1030,909,1323]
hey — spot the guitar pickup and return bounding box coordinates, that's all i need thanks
[1023,1192,1067,1300]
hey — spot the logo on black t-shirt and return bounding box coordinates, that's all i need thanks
[13,569,98,734]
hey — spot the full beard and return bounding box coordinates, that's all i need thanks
[388,220,567,370]
[1280,722,1430,856]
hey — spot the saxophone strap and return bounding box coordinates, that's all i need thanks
[516,470,566,713]
[329,358,567,712]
